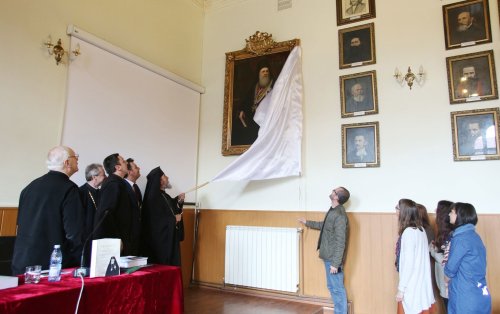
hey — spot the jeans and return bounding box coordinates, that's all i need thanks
[324,260,347,314]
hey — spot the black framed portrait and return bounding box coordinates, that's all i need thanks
[340,70,378,118]
[222,31,300,156]
[336,0,376,26]
[446,50,498,104]
[339,23,376,69]
[443,0,492,50]
[451,107,500,161]
[342,121,380,168]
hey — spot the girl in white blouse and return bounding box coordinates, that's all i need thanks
[395,199,435,314]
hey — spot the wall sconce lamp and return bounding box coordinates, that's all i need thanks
[44,36,80,65]
[394,66,425,90]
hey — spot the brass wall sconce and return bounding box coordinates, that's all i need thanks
[44,36,80,65]
[394,66,425,90]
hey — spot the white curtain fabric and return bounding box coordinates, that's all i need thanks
[212,46,303,181]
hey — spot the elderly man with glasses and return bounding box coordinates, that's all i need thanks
[12,146,84,275]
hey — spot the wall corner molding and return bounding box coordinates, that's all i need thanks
[204,0,249,11]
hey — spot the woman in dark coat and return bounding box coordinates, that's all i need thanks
[141,167,184,266]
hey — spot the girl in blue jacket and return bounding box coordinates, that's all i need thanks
[444,202,491,314]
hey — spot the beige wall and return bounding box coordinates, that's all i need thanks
[0,0,203,206]
[2,1,499,211]
[198,0,500,213]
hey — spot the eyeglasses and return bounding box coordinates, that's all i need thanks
[68,154,79,159]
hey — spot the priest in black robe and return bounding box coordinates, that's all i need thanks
[12,146,84,275]
[79,163,106,266]
[234,61,274,146]
[94,153,135,256]
[141,167,184,266]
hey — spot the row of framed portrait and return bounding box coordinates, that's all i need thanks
[337,0,497,69]
[332,0,499,167]
[342,107,500,168]
[340,49,498,119]
[336,0,494,50]
[443,0,499,105]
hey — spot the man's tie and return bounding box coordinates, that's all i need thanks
[133,184,143,208]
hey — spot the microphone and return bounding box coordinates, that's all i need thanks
[73,210,109,277]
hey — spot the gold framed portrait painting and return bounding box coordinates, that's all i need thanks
[221,32,300,156]
[451,107,500,161]
[336,0,376,26]
[339,23,376,69]
[340,70,378,118]
[446,50,498,104]
[342,121,380,168]
[443,0,492,50]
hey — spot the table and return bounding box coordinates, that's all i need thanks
[0,265,184,314]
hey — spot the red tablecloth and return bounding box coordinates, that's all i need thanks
[0,265,184,314]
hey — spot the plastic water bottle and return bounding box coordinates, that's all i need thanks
[48,244,62,282]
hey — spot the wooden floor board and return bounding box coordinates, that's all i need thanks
[184,287,328,314]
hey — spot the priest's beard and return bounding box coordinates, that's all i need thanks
[464,78,480,94]
[349,46,363,60]
[353,95,365,102]
[259,76,271,88]
[457,24,471,32]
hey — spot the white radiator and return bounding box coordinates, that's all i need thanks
[224,225,301,293]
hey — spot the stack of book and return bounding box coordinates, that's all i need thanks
[0,276,18,290]
[118,256,148,268]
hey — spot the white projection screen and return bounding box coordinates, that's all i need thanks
[62,32,201,202]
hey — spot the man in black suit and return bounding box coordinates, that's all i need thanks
[345,82,373,113]
[345,0,366,16]
[344,36,371,65]
[12,146,84,275]
[452,11,485,44]
[124,158,142,255]
[347,134,375,163]
[454,66,486,99]
[94,153,135,255]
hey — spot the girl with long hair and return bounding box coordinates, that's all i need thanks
[395,198,435,314]
[416,203,435,244]
[429,200,453,310]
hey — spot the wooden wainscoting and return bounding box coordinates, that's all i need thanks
[0,207,17,236]
[3,206,498,312]
[180,207,195,287]
[192,209,500,314]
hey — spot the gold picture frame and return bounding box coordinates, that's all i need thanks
[221,31,300,156]
[340,70,378,118]
[443,0,492,50]
[339,23,376,69]
[446,50,498,104]
[451,107,500,161]
[336,0,376,26]
[342,121,380,168]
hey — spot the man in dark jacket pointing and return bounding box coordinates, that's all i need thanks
[299,187,350,314]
